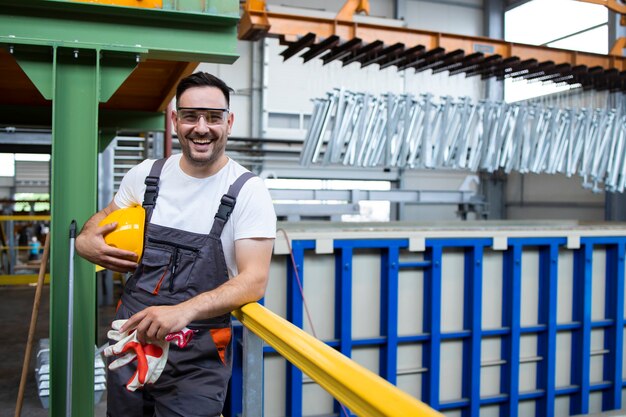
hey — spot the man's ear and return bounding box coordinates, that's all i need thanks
[170,109,178,135]
[227,111,234,135]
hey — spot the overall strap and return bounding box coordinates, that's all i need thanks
[210,172,256,237]
[142,157,168,223]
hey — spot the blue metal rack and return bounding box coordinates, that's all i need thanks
[229,234,626,417]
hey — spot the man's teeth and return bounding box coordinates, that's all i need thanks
[191,138,213,144]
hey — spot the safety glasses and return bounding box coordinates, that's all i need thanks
[177,107,229,125]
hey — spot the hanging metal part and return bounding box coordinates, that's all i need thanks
[239,0,626,92]
[300,89,626,193]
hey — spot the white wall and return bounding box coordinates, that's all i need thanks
[403,0,484,36]
[506,172,605,221]
[197,40,255,138]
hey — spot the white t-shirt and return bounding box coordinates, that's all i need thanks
[114,153,276,277]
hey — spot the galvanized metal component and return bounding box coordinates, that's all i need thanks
[242,327,264,417]
[301,90,626,193]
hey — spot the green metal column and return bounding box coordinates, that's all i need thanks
[12,44,137,416]
[50,47,99,417]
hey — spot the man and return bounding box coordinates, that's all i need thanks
[76,72,276,416]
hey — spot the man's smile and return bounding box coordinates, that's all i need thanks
[189,137,216,145]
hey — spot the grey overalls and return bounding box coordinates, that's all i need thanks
[107,157,255,417]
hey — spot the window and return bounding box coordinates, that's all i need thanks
[504,0,608,102]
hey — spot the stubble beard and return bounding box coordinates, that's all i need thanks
[182,134,226,168]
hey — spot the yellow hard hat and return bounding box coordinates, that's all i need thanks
[95,205,145,271]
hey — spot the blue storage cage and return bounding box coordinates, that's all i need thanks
[228,228,626,417]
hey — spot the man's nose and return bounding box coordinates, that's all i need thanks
[194,115,210,133]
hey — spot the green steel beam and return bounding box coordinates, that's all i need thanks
[0,105,165,132]
[11,45,54,100]
[50,46,98,417]
[99,109,165,132]
[0,1,238,63]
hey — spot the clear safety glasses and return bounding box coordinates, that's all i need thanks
[177,107,229,125]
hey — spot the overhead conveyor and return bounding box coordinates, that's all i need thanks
[239,0,626,92]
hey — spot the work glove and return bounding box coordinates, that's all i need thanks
[104,319,195,391]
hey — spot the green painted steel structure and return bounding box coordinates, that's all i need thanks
[0,1,239,415]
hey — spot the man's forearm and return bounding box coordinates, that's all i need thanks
[183,271,268,322]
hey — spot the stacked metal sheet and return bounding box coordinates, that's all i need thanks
[35,338,106,408]
[300,89,626,192]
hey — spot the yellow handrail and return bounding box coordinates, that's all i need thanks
[232,302,442,417]
[0,215,51,221]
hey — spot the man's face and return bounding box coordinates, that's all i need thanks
[172,86,234,168]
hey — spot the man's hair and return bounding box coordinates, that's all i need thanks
[176,72,234,107]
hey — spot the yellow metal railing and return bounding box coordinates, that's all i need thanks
[0,215,50,221]
[0,215,50,284]
[233,302,442,417]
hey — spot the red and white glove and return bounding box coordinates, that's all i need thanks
[105,320,195,391]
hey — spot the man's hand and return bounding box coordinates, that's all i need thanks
[76,222,138,272]
[120,304,195,344]
[75,201,138,273]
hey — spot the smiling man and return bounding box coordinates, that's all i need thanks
[76,72,276,417]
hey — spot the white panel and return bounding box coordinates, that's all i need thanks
[302,253,336,340]
[266,258,287,318]
[397,373,422,401]
[398,267,424,335]
[591,328,604,350]
[589,391,603,414]
[352,250,381,339]
[481,338,501,397]
[441,249,464,332]
[591,248,607,321]
[482,250,503,329]
[557,250,574,323]
[556,333,572,387]
[519,335,538,391]
[590,354,604,384]
[590,329,604,383]
[302,383,334,416]
[404,0,483,36]
[554,396,570,417]
[264,355,286,417]
[440,341,463,401]
[397,344,423,399]
[351,347,380,374]
[480,365,501,397]
[520,249,539,326]
[443,411,462,417]
[480,405,500,417]
[518,400,536,417]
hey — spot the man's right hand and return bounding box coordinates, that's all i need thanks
[75,204,139,273]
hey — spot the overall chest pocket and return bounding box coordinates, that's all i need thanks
[137,241,200,296]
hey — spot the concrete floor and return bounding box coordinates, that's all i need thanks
[2,285,112,417]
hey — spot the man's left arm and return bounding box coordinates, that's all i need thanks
[121,237,274,342]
